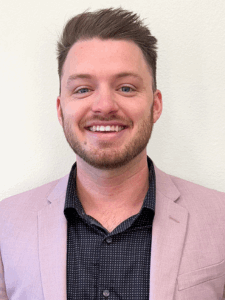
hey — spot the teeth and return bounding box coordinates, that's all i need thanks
[88,125,125,132]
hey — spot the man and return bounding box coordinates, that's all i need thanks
[0,7,225,300]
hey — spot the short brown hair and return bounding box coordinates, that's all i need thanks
[57,8,158,92]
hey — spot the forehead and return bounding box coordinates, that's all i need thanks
[61,38,152,82]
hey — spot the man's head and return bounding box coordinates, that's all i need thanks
[56,8,162,170]
[57,8,158,93]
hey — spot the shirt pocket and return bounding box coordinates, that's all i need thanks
[177,259,225,291]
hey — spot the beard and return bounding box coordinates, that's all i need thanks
[60,107,154,170]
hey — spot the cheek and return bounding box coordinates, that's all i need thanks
[63,102,84,123]
[126,106,151,123]
[120,96,152,120]
[64,102,77,115]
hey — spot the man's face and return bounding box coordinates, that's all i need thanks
[57,38,162,169]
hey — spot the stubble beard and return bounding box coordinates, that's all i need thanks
[60,107,154,170]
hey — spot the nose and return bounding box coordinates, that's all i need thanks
[91,86,119,115]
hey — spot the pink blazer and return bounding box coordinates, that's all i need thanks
[1,165,225,300]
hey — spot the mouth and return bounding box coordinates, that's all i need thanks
[83,124,129,144]
[86,125,126,132]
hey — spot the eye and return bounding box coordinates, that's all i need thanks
[75,87,91,94]
[119,86,135,93]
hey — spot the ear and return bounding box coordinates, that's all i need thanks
[152,89,163,123]
[56,96,63,126]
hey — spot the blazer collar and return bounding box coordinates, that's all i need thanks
[47,174,69,204]
[154,164,180,202]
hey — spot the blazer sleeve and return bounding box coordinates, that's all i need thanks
[0,248,8,300]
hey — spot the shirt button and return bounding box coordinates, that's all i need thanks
[103,290,110,297]
[106,237,112,244]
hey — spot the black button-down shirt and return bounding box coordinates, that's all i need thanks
[64,156,156,299]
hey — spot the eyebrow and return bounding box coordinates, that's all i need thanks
[66,72,143,86]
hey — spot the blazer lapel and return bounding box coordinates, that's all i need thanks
[38,175,69,300]
[150,166,189,300]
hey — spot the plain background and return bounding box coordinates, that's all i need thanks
[0,0,225,201]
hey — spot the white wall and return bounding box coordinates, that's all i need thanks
[1,0,225,200]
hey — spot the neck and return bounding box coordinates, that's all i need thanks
[75,151,150,215]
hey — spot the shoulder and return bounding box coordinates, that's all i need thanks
[0,174,69,215]
[170,173,225,200]
[154,164,225,210]
[155,164,225,196]
[0,175,69,243]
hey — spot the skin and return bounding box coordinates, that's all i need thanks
[57,38,162,232]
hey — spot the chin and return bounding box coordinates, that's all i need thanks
[74,144,148,170]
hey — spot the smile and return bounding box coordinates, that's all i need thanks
[88,125,125,132]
